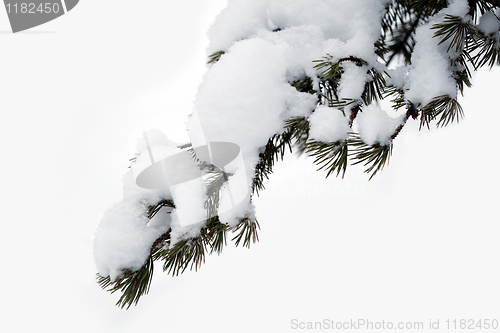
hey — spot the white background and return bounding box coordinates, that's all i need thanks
[1,1,499,332]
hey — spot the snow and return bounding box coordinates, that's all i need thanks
[356,104,405,146]
[386,66,408,89]
[218,167,254,227]
[207,0,269,54]
[193,0,391,224]
[209,0,387,63]
[192,37,289,199]
[309,105,350,143]
[405,0,470,106]
[170,177,207,227]
[338,62,370,99]
[445,0,470,17]
[93,171,171,281]
[405,23,458,106]
[283,84,318,118]
[169,210,205,246]
[260,25,325,86]
[478,11,500,35]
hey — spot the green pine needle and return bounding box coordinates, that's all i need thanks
[160,237,207,276]
[432,15,477,53]
[207,51,225,65]
[230,217,260,248]
[419,95,464,129]
[306,139,349,178]
[252,129,294,195]
[147,199,175,219]
[348,134,393,180]
[96,254,155,310]
[468,31,500,68]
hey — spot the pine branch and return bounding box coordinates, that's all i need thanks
[306,139,349,178]
[382,0,422,65]
[382,0,414,37]
[428,14,484,95]
[362,68,388,104]
[99,144,262,308]
[375,36,389,60]
[349,104,362,128]
[150,231,172,252]
[313,55,344,102]
[230,217,260,248]
[348,134,393,180]
[314,54,389,107]
[147,199,175,219]
[419,95,464,129]
[284,116,310,153]
[290,76,316,94]
[204,167,228,221]
[384,86,407,111]
[338,56,368,67]
[412,0,500,20]
[386,12,423,65]
[154,215,259,277]
[204,217,229,254]
[410,0,449,16]
[99,0,500,310]
[157,236,208,276]
[467,0,500,22]
[313,56,367,103]
[252,128,294,195]
[207,51,225,65]
[127,153,139,169]
[467,29,500,68]
[96,252,156,310]
[392,104,419,140]
[452,53,474,95]
[327,97,357,111]
[285,116,350,178]
[432,14,477,53]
